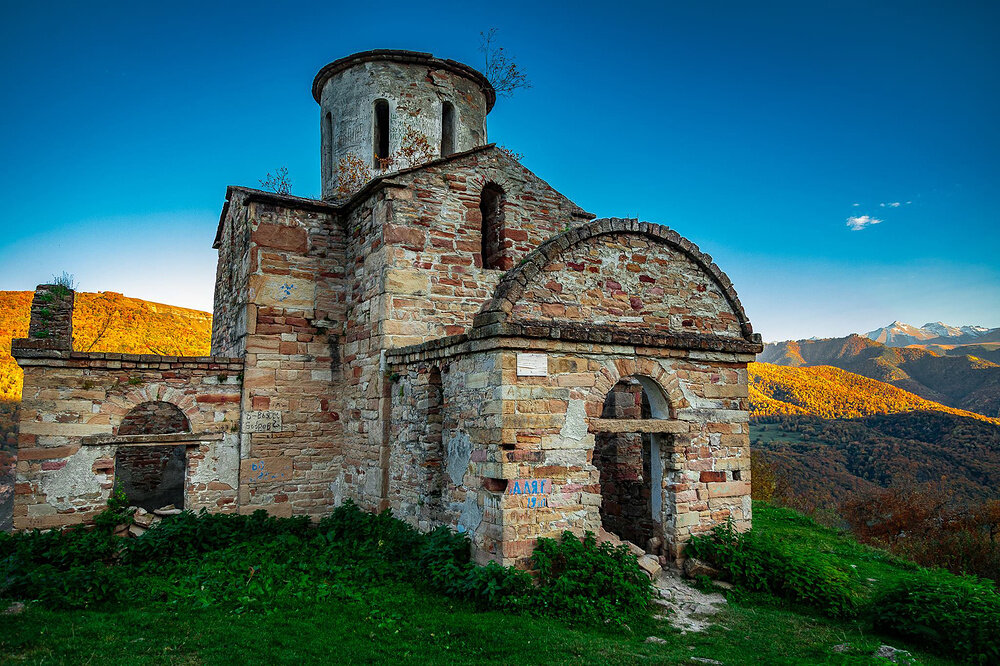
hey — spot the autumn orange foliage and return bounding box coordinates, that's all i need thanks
[0,291,211,401]
[749,362,1000,425]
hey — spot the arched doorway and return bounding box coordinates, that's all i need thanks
[591,375,671,549]
[114,401,190,511]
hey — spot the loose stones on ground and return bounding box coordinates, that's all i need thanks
[117,505,180,537]
[652,567,727,634]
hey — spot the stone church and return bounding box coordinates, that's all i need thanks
[12,50,762,566]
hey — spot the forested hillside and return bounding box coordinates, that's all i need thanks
[759,334,1000,416]
[0,291,212,401]
[749,362,1000,424]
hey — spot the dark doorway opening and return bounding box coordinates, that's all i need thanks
[114,446,185,511]
[593,378,660,547]
[114,401,190,511]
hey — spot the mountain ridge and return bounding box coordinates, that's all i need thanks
[759,333,1000,417]
[863,319,998,347]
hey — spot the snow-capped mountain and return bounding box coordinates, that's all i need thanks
[864,321,994,347]
[865,321,935,346]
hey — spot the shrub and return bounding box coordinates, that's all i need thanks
[686,519,860,618]
[0,527,121,608]
[870,571,1000,664]
[123,508,313,566]
[531,531,653,627]
[0,501,651,627]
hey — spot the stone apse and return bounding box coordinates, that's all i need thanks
[13,50,762,567]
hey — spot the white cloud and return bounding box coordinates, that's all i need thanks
[846,215,881,231]
[852,203,860,206]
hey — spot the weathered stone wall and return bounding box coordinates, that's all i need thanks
[377,147,594,344]
[388,350,505,562]
[211,189,253,356]
[314,51,494,198]
[12,346,243,530]
[232,191,347,518]
[25,284,74,349]
[389,337,753,567]
[118,401,190,436]
[512,234,744,338]
[385,217,759,566]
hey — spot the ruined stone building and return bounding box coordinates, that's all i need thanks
[12,50,763,565]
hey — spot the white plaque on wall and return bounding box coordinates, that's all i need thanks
[516,353,548,377]
[243,410,282,433]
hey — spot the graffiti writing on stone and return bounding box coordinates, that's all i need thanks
[506,478,551,509]
[241,456,293,485]
[243,410,282,433]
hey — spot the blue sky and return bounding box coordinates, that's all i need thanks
[1,1,997,341]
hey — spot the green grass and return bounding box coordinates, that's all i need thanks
[1,586,956,665]
[749,425,806,445]
[0,504,967,665]
[752,503,922,591]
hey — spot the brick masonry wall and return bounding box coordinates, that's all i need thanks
[389,339,753,567]
[316,57,492,198]
[335,147,593,516]
[118,401,189,435]
[512,233,744,338]
[211,190,253,356]
[388,351,505,562]
[385,217,759,566]
[13,348,243,530]
[228,192,347,519]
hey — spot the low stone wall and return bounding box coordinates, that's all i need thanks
[12,343,243,530]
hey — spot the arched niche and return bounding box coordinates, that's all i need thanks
[114,401,190,512]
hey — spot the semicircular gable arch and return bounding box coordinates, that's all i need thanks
[475,218,756,340]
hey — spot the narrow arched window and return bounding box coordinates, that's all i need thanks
[322,111,333,179]
[480,183,506,270]
[373,99,390,168]
[440,101,455,157]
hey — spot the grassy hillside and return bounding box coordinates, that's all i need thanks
[759,334,1000,417]
[0,503,968,665]
[749,362,1000,424]
[0,291,212,401]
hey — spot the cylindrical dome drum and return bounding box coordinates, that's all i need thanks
[313,50,495,199]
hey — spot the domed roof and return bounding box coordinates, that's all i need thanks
[312,49,496,112]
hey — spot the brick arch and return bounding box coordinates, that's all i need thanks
[583,357,689,422]
[100,383,200,435]
[469,167,518,197]
[476,217,756,340]
[119,401,190,436]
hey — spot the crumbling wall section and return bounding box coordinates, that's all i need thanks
[211,189,253,357]
[12,338,243,530]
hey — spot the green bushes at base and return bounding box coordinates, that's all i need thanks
[685,519,861,618]
[870,572,1000,664]
[0,502,652,628]
[533,531,653,626]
